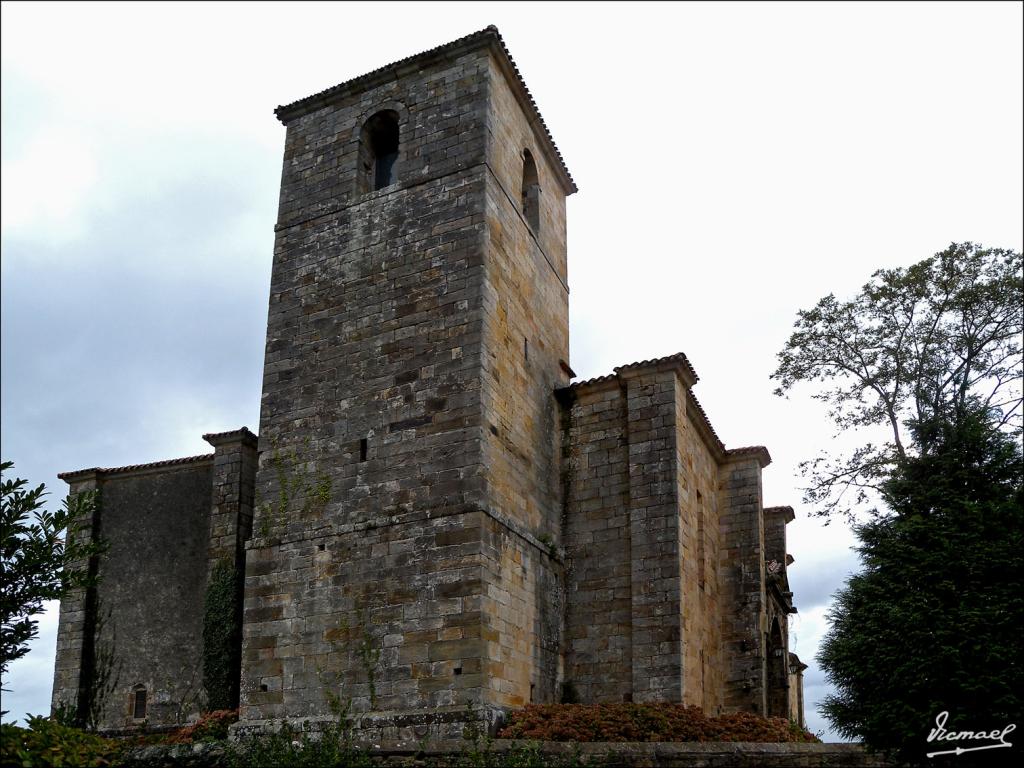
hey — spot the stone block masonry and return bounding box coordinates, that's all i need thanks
[243,26,575,729]
[52,26,805,736]
[52,429,257,730]
[560,355,781,718]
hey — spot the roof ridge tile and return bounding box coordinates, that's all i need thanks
[59,453,214,481]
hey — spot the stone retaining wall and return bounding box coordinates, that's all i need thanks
[117,739,892,767]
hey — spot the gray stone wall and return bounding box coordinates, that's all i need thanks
[479,515,564,708]
[274,52,489,232]
[243,32,578,724]
[54,463,215,730]
[719,456,769,714]
[116,740,890,768]
[475,48,571,710]
[244,43,497,723]
[242,510,490,719]
[52,435,258,729]
[676,390,725,714]
[562,380,633,703]
[51,28,808,733]
[205,430,258,570]
[622,368,685,703]
[560,364,790,718]
[95,464,214,728]
[51,471,103,719]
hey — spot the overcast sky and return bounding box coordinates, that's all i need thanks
[2,1,1021,741]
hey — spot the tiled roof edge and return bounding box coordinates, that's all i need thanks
[561,372,618,392]
[203,426,258,447]
[685,389,728,460]
[274,25,577,195]
[58,453,214,481]
[565,352,700,393]
[561,353,771,468]
[726,445,772,467]
[765,504,796,523]
[614,352,698,384]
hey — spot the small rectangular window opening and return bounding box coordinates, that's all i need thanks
[524,337,529,361]
[529,683,536,702]
[453,666,462,676]
[359,438,368,462]
[133,689,147,719]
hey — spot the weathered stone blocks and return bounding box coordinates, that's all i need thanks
[51,27,804,735]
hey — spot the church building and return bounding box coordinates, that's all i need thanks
[51,26,805,738]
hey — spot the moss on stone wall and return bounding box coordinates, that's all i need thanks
[202,560,240,711]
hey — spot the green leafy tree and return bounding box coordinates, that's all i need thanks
[0,461,104,682]
[772,242,1022,520]
[818,412,1023,764]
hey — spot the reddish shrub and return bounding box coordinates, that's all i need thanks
[164,709,239,744]
[497,703,819,743]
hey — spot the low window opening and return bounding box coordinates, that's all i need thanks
[453,666,463,676]
[318,543,326,552]
[529,683,536,702]
[132,686,147,720]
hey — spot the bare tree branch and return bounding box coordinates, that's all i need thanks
[772,243,1023,520]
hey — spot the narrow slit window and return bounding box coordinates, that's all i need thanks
[359,110,400,192]
[521,149,540,233]
[132,687,147,719]
[359,438,368,462]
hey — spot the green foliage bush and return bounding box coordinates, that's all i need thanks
[0,716,121,767]
[818,412,1023,763]
[1,462,105,678]
[497,703,819,743]
[202,561,241,711]
[226,719,371,768]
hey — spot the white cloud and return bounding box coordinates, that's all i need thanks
[3,602,60,722]
[1,126,99,244]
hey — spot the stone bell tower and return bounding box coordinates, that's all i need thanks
[239,26,577,733]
